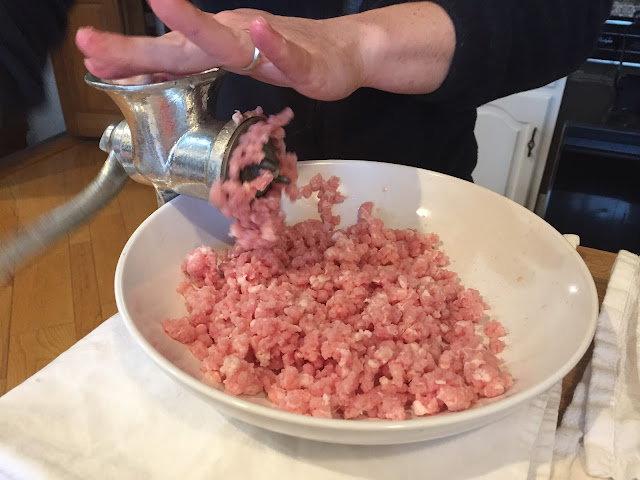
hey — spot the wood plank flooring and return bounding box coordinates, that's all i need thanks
[0,136,157,395]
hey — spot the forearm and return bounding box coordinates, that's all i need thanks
[349,2,456,95]
[348,0,612,108]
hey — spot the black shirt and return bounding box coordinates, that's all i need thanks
[1,0,612,180]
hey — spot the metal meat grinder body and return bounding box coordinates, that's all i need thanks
[0,68,282,279]
[89,68,271,205]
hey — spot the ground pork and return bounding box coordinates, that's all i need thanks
[208,107,298,250]
[163,169,513,420]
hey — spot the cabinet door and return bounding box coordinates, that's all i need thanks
[50,0,145,138]
[474,105,535,203]
[474,90,555,207]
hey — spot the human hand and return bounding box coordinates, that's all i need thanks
[75,0,368,101]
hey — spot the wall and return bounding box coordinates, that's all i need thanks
[26,56,66,146]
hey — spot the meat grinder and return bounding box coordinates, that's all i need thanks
[0,68,289,280]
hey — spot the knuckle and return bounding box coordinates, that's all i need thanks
[214,10,234,24]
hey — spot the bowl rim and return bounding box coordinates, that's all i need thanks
[114,159,599,434]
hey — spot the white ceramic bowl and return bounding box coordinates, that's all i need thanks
[115,160,598,445]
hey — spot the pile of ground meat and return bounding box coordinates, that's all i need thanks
[163,162,513,419]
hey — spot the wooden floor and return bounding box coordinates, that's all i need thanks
[0,136,158,396]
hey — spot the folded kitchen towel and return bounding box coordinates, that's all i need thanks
[551,249,640,480]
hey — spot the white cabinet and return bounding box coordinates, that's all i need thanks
[473,78,566,210]
[473,105,536,205]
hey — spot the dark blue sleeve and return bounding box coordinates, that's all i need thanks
[0,0,75,113]
[367,0,613,109]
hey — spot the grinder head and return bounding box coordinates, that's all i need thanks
[85,69,290,202]
[240,143,292,197]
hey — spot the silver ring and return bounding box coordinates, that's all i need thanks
[240,28,261,71]
[241,46,261,71]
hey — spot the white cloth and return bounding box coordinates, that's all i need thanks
[0,239,637,480]
[551,249,640,480]
[0,312,562,480]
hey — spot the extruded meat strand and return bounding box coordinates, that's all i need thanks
[209,107,299,250]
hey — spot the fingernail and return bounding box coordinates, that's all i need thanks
[76,26,94,44]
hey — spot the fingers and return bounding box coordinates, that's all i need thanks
[147,0,255,69]
[75,0,313,88]
[248,17,313,85]
[75,27,212,79]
